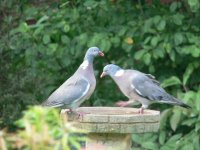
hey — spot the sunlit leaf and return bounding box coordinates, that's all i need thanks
[183,63,195,85]
[151,36,159,47]
[170,109,182,131]
[161,76,182,88]
[159,131,166,145]
[157,20,166,31]
[142,141,159,150]
[134,50,146,60]
[43,34,50,44]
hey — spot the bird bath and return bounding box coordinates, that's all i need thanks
[61,107,160,150]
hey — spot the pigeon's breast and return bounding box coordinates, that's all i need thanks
[114,77,132,98]
[82,65,96,99]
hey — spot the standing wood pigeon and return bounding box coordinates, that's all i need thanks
[42,47,104,113]
[100,64,191,114]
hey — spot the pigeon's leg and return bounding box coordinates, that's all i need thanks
[76,111,87,119]
[116,100,135,107]
[138,104,148,114]
[61,109,86,120]
[138,107,144,114]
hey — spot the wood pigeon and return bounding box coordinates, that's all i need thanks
[100,64,191,113]
[42,47,104,112]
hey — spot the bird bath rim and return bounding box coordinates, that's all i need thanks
[75,107,160,116]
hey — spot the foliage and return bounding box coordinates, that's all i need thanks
[0,0,200,149]
[0,106,85,150]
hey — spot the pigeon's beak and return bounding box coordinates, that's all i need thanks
[100,72,107,78]
[98,51,104,57]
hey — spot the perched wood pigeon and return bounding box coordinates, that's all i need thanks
[100,64,191,114]
[42,47,104,113]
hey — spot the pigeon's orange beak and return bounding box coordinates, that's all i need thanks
[100,72,107,78]
[98,51,104,57]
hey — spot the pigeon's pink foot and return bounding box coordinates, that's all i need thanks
[116,101,130,107]
[138,107,144,114]
[76,111,87,120]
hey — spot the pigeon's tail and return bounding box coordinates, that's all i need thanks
[175,99,191,109]
[168,97,191,109]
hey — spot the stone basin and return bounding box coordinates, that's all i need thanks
[61,107,160,150]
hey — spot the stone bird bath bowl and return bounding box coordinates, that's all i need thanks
[61,107,160,150]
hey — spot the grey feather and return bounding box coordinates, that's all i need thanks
[42,77,90,108]
[132,75,191,108]
[145,74,160,85]
[42,47,103,109]
[102,64,191,110]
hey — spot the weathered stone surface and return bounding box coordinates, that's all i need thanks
[61,107,160,150]
[86,133,132,150]
[62,107,160,133]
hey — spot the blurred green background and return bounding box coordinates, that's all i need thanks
[0,0,200,149]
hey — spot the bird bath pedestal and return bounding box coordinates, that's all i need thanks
[61,107,160,150]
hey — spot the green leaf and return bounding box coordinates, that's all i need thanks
[182,45,200,57]
[174,33,184,45]
[63,24,70,33]
[170,2,178,12]
[61,35,70,44]
[144,36,151,44]
[143,19,153,33]
[160,109,172,129]
[151,36,159,47]
[188,0,198,6]
[132,134,143,144]
[153,48,165,59]
[161,76,181,88]
[169,50,175,62]
[182,118,197,126]
[134,50,146,60]
[181,144,194,150]
[78,33,88,45]
[100,39,111,52]
[143,53,151,65]
[157,20,166,31]
[43,34,50,44]
[159,131,166,145]
[160,146,174,150]
[142,141,159,150]
[36,15,49,25]
[193,134,200,150]
[47,43,58,55]
[118,28,127,36]
[183,63,195,85]
[17,22,30,33]
[195,92,200,111]
[170,109,182,131]
[195,122,200,132]
[111,36,121,47]
[173,13,184,25]
[153,15,161,25]
[84,0,98,8]
[167,134,182,143]
[188,0,200,12]
[164,43,172,53]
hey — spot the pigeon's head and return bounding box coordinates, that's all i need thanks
[100,64,123,78]
[84,47,104,62]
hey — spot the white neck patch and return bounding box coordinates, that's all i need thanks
[80,60,89,70]
[114,70,124,77]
